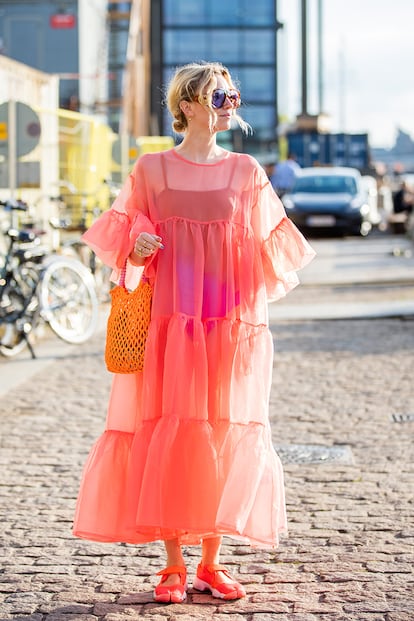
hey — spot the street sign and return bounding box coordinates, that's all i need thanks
[50,14,76,29]
[0,122,7,141]
[0,101,41,159]
[112,135,139,166]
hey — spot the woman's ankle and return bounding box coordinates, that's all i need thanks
[201,536,222,566]
[164,538,185,568]
[166,558,185,568]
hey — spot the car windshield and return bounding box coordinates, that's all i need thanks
[293,175,358,194]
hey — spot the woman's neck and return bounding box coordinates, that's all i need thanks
[174,133,225,164]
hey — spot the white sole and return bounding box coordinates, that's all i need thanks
[193,576,232,600]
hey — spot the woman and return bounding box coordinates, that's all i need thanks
[73,62,315,604]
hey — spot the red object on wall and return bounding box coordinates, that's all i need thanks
[50,14,76,29]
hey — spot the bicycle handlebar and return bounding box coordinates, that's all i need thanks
[0,199,28,212]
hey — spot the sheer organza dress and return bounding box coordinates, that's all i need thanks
[73,149,315,547]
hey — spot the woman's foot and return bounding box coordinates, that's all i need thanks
[193,563,246,600]
[153,565,187,603]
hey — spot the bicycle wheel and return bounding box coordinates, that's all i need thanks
[40,257,99,344]
[0,269,40,357]
[61,241,111,302]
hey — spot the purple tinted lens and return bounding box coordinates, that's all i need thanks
[228,90,240,104]
[212,90,226,108]
[211,89,240,109]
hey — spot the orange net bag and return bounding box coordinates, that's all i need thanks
[105,268,152,374]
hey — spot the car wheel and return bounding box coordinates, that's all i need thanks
[360,221,372,236]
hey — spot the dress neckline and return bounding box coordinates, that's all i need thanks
[171,148,231,167]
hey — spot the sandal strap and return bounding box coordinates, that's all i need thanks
[156,565,186,577]
[200,563,231,575]
[201,564,227,571]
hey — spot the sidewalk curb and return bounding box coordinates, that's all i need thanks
[270,300,414,321]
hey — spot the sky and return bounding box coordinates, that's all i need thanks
[277,0,414,148]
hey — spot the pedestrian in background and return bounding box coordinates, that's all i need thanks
[73,62,315,604]
[271,152,301,197]
[393,180,414,216]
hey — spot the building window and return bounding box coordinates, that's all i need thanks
[164,30,208,64]
[236,67,275,103]
[209,0,274,26]
[164,29,274,70]
[164,0,206,25]
[242,105,275,138]
[163,0,275,26]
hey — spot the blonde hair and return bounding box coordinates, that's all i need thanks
[166,61,250,135]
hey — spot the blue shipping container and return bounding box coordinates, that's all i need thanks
[287,132,369,170]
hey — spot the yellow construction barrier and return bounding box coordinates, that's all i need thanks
[57,108,114,228]
[136,136,174,155]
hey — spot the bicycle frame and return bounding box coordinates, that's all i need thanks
[0,228,47,358]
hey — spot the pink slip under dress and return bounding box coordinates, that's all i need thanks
[72,149,315,547]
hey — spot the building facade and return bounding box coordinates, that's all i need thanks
[0,0,111,120]
[0,0,79,109]
[151,0,280,155]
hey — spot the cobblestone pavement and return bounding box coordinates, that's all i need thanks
[1,313,414,621]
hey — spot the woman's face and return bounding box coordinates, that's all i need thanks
[192,73,239,134]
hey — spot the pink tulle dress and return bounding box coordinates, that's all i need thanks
[73,149,315,548]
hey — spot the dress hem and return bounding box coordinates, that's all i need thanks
[72,526,288,549]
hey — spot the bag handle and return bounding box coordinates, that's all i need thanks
[119,259,149,290]
[119,261,127,289]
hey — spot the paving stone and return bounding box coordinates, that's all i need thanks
[43,612,96,621]
[343,602,393,613]
[219,600,291,613]
[2,591,53,614]
[37,602,94,615]
[293,601,345,614]
[93,602,140,615]
[251,615,320,621]
[103,611,147,621]
[0,616,44,621]
[190,616,246,621]
[118,592,155,605]
[52,590,116,603]
[365,562,413,574]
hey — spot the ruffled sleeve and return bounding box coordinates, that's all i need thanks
[251,164,316,302]
[81,159,156,287]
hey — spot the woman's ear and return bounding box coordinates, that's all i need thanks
[179,100,193,117]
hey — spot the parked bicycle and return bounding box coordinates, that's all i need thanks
[0,199,99,358]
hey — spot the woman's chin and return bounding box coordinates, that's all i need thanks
[214,119,232,133]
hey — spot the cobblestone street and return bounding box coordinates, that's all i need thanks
[1,313,413,620]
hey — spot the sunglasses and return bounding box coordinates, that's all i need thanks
[211,88,241,109]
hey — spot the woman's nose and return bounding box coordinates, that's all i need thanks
[222,95,233,109]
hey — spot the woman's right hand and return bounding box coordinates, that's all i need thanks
[134,233,164,258]
[132,232,164,260]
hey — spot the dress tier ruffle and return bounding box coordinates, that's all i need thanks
[73,150,315,547]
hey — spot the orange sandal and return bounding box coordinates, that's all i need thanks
[153,565,187,603]
[193,563,246,600]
